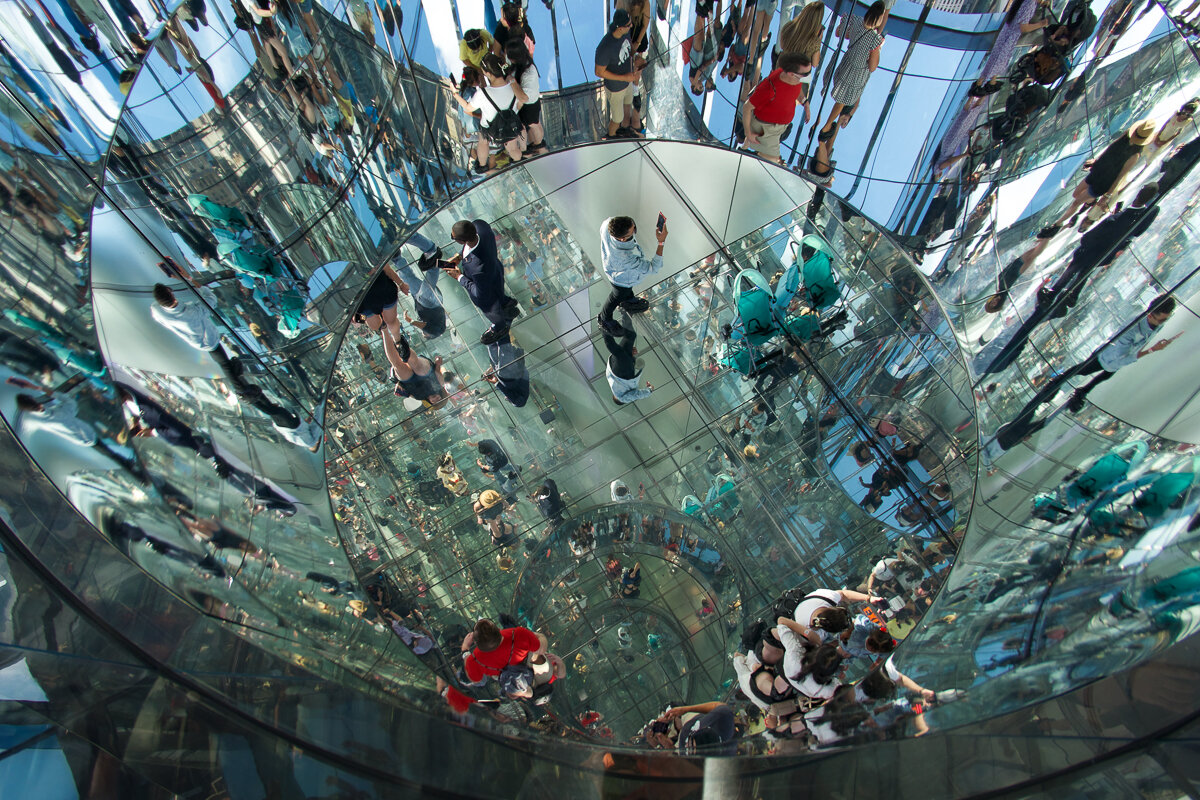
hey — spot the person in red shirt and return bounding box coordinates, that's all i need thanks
[461,618,548,684]
[742,53,813,164]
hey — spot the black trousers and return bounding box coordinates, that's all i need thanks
[601,284,635,323]
[984,251,1104,375]
[210,346,300,429]
[604,329,637,378]
[996,353,1113,450]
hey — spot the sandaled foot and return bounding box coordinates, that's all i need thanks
[817,125,835,143]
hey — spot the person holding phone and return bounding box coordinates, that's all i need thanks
[597,213,668,335]
[993,294,1178,452]
[444,218,520,345]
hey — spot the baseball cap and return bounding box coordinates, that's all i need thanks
[610,8,631,30]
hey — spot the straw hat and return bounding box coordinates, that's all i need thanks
[479,489,503,508]
[744,445,759,458]
[1128,119,1157,146]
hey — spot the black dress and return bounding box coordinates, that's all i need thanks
[1084,136,1141,196]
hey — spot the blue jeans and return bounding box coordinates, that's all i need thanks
[398,233,442,307]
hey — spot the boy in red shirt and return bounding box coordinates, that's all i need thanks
[461,618,548,684]
[742,53,813,164]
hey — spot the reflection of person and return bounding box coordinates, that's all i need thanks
[598,215,667,335]
[392,232,446,340]
[742,54,813,164]
[994,295,1178,450]
[619,562,642,598]
[385,334,446,408]
[483,334,530,408]
[436,453,470,496]
[459,28,497,69]
[661,702,736,754]
[985,183,1160,375]
[118,383,213,458]
[605,326,652,405]
[460,619,548,684]
[151,284,321,449]
[1044,120,1156,233]
[445,219,519,345]
[505,39,545,152]
[151,283,245,389]
[473,489,517,545]
[532,479,565,526]
[475,438,520,501]
[594,9,643,139]
[983,230,1054,313]
[817,1,887,141]
[15,392,135,470]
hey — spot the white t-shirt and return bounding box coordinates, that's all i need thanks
[793,589,843,626]
[872,558,898,582]
[515,63,540,103]
[474,82,519,126]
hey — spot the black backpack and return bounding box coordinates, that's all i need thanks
[480,90,524,143]
[418,479,454,506]
[1006,84,1051,117]
[1060,0,1097,43]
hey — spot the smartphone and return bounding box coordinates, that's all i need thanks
[656,213,666,233]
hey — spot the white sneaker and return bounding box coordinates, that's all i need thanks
[274,418,322,451]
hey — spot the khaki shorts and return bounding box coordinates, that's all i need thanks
[749,116,788,161]
[606,84,634,124]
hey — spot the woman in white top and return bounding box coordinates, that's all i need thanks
[732,652,807,737]
[790,587,882,634]
[473,53,528,170]
[505,39,545,151]
[802,685,869,746]
[776,620,842,701]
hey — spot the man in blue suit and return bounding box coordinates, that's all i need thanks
[444,219,520,344]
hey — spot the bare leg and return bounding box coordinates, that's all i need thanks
[819,103,845,136]
[1052,182,1092,227]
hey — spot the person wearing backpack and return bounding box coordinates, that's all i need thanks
[460,618,548,685]
[470,53,528,173]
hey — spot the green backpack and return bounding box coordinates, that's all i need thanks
[799,235,838,310]
[1067,441,1148,505]
[1133,457,1199,518]
[733,268,777,346]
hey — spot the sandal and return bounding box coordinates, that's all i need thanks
[817,126,835,143]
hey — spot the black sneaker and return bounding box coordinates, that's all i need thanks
[1066,391,1087,413]
[417,246,442,272]
[502,297,521,320]
[480,324,509,345]
[1037,224,1061,239]
[597,314,627,335]
[620,297,651,313]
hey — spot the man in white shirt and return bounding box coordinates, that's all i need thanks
[151,283,244,390]
[16,392,137,470]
